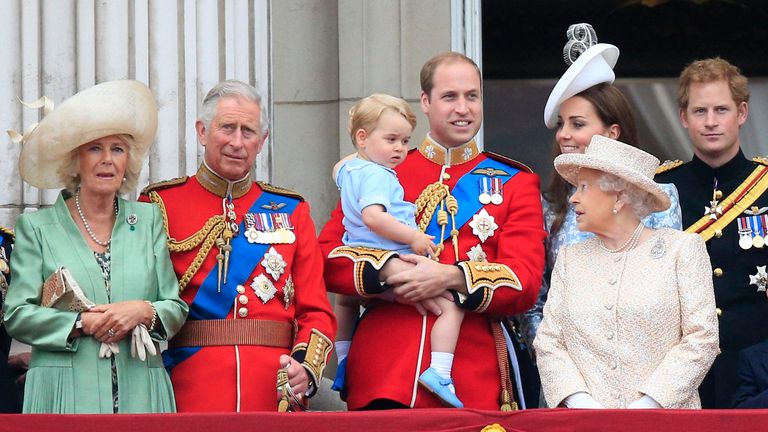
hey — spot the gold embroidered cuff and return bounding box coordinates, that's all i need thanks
[327,246,397,270]
[293,329,333,391]
[456,261,522,312]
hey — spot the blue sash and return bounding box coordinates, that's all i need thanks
[164,190,300,371]
[423,157,519,244]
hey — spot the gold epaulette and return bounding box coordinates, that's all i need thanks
[140,176,189,196]
[0,226,14,240]
[483,151,533,174]
[656,160,684,175]
[753,156,768,166]
[256,181,305,202]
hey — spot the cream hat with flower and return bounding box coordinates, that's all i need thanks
[554,135,671,212]
[544,24,619,128]
[14,80,157,189]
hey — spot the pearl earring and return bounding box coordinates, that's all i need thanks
[612,208,618,214]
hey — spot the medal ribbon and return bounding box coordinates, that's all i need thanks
[423,157,518,243]
[163,190,300,370]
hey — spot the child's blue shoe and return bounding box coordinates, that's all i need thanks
[331,357,347,392]
[418,367,464,408]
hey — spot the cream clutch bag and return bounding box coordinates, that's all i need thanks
[41,266,95,312]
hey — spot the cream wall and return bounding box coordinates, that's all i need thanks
[0,0,455,232]
[271,0,452,227]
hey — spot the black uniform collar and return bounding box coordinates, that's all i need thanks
[689,149,752,185]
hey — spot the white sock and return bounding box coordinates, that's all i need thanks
[430,352,456,393]
[430,352,455,379]
[335,340,351,363]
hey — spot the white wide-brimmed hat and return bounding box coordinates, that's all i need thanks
[554,135,671,212]
[544,25,620,129]
[17,80,157,189]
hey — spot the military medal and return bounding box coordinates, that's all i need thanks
[283,275,295,310]
[738,217,754,250]
[490,178,504,205]
[251,274,277,303]
[469,209,498,243]
[478,177,491,204]
[704,179,723,220]
[749,265,768,295]
[245,212,296,244]
[261,247,287,281]
[752,215,765,249]
[467,243,487,262]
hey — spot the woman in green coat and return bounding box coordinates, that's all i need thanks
[3,80,188,413]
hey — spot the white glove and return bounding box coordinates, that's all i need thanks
[563,392,605,409]
[98,342,120,358]
[627,395,662,409]
[130,324,157,361]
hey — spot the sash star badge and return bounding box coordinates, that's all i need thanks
[750,265,768,296]
[469,209,498,243]
[467,244,487,262]
[261,247,287,281]
[283,275,295,310]
[704,199,723,220]
[251,274,277,304]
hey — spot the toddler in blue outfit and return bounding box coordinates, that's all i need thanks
[332,94,465,408]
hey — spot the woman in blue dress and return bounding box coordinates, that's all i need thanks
[516,24,682,363]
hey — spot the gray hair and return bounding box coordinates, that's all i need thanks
[57,134,142,195]
[597,172,655,219]
[198,80,269,136]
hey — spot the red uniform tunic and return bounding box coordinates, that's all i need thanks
[141,165,336,412]
[318,138,546,410]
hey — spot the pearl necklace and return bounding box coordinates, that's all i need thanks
[598,222,644,253]
[75,190,118,247]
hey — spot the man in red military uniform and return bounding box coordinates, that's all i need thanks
[141,80,336,412]
[318,52,546,410]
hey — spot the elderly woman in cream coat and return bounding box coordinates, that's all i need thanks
[534,135,718,409]
[3,80,188,413]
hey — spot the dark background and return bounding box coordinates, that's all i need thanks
[481,0,768,183]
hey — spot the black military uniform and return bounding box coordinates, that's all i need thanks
[656,150,768,408]
[0,227,20,412]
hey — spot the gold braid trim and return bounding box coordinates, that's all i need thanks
[148,191,171,236]
[301,329,333,386]
[457,261,521,312]
[414,182,460,260]
[327,246,397,270]
[655,160,683,175]
[176,222,225,292]
[414,182,450,232]
[148,190,226,292]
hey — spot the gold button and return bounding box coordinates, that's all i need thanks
[716,308,722,317]
[713,268,723,277]
[714,230,723,238]
[715,190,723,199]
[238,307,248,318]
[237,284,246,294]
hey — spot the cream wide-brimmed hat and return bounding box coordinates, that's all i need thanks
[17,80,157,189]
[544,24,619,129]
[554,135,671,212]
